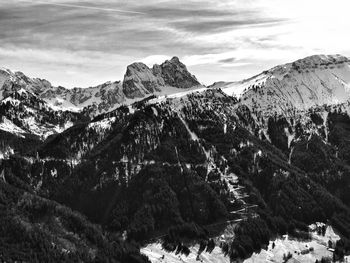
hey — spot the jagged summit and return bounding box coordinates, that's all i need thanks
[122,62,164,98]
[158,56,200,89]
[122,56,200,98]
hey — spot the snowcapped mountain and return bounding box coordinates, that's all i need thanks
[0,57,202,116]
[215,54,350,115]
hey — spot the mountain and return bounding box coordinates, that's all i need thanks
[0,57,202,116]
[123,56,200,98]
[215,54,350,114]
[2,54,350,263]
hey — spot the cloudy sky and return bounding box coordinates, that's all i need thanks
[1,0,350,88]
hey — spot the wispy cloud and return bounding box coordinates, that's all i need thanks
[219,57,236,64]
[18,0,146,14]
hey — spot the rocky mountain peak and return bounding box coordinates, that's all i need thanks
[0,68,54,100]
[122,57,200,98]
[0,67,11,78]
[122,62,164,98]
[126,62,150,72]
[169,56,180,63]
[159,56,200,89]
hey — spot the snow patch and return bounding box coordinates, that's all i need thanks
[284,127,295,148]
[88,117,116,131]
[245,225,340,263]
[219,73,268,98]
[179,115,199,141]
[151,107,158,116]
[1,97,21,106]
[141,243,229,263]
[0,117,25,137]
[0,146,14,159]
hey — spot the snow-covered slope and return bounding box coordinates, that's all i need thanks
[141,225,339,263]
[217,55,350,115]
[40,81,125,113]
[141,243,229,263]
[0,89,83,139]
[245,225,340,263]
[0,117,26,137]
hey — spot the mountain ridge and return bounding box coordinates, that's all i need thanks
[217,54,350,115]
[0,56,203,115]
[2,53,350,141]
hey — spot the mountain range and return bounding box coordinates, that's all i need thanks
[1,54,350,262]
[0,56,201,113]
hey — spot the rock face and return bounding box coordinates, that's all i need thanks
[158,56,200,89]
[122,57,200,98]
[122,62,164,98]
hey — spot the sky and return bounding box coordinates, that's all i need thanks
[1,0,350,88]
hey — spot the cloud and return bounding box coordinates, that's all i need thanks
[19,0,146,14]
[133,5,239,18]
[218,57,236,64]
[171,18,286,34]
